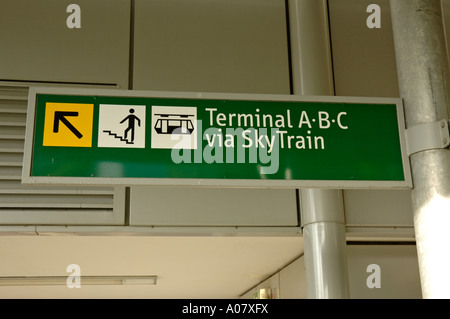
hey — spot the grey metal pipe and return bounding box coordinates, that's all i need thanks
[288,0,350,299]
[390,0,450,298]
[301,189,349,298]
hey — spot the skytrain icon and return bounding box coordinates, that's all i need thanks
[153,113,195,135]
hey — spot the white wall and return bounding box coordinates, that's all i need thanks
[242,243,421,299]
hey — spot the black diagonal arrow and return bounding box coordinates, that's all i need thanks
[53,111,83,139]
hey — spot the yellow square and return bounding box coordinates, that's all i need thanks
[43,103,94,147]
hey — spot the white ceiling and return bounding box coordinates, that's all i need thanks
[0,234,303,298]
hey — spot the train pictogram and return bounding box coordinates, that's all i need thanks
[153,113,195,135]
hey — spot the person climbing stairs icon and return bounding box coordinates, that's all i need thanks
[120,108,141,143]
[98,104,146,148]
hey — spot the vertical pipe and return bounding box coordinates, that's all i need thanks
[301,189,349,298]
[288,0,350,298]
[390,0,450,298]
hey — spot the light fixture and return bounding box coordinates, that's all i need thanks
[0,275,157,286]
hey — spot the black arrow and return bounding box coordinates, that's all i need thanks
[53,111,83,139]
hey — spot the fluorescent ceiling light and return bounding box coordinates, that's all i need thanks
[0,275,157,286]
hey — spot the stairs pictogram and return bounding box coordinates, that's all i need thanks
[103,130,134,144]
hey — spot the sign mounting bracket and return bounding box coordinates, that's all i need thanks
[404,119,450,156]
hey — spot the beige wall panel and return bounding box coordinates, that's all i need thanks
[328,0,399,98]
[130,187,298,226]
[347,244,422,298]
[0,0,130,87]
[133,0,290,94]
[344,190,413,227]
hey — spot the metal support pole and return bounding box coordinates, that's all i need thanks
[301,189,349,298]
[288,0,349,298]
[390,0,450,298]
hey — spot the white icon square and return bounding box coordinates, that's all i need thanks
[151,106,197,149]
[98,104,146,148]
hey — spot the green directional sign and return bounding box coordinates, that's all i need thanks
[22,87,412,189]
